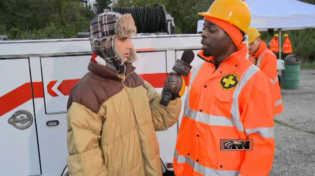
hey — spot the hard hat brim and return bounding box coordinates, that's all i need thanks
[248,34,261,45]
[198,12,208,17]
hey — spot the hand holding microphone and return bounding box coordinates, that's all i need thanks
[160,50,195,106]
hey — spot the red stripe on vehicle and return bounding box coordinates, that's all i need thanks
[33,82,44,98]
[0,82,44,117]
[139,73,167,88]
[47,80,58,97]
[0,73,173,116]
[136,48,154,52]
[57,79,80,96]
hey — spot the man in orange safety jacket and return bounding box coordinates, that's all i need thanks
[173,0,275,176]
[248,27,283,116]
[269,33,279,59]
[282,33,293,59]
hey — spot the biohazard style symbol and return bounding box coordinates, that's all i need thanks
[220,74,239,90]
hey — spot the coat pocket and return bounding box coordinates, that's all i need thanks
[213,93,232,118]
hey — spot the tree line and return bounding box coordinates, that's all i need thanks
[0,0,314,62]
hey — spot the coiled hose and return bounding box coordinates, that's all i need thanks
[113,5,167,33]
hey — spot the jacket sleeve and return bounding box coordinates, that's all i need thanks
[67,102,107,176]
[259,52,278,82]
[239,73,275,176]
[144,80,182,131]
[259,53,283,115]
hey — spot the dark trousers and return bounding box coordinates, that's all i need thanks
[273,52,279,59]
[282,53,290,60]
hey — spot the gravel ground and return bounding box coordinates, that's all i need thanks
[270,69,315,176]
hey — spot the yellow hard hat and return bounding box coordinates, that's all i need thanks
[198,0,251,33]
[247,27,261,44]
[284,33,289,38]
[274,34,279,37]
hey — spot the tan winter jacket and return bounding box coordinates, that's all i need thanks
[66,62,182,176]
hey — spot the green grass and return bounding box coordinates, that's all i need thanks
[301,61,315,69]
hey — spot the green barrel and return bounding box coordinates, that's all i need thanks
[281,54,301,89]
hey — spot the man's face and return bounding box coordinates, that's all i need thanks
[114,36,134,62]
[201,20,231,57]
[249,38,261,55]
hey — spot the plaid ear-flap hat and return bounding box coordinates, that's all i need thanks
[89,12,137,66]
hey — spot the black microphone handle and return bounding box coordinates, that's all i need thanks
[160,91,173,106]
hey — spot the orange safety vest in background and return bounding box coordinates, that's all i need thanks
[255,41,283,115]
[269,37,279,53]
[282,38,293,54]
[174,44,275,176]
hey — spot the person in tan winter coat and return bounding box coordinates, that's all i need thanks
[66,12,183,176]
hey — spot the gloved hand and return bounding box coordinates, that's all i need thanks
[162,72,185,100]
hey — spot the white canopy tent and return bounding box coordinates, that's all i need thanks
[246,0,315,59]
[246,0,315,31]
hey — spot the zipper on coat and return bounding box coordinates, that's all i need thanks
[121,72,149,175]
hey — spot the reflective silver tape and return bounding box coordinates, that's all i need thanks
[231,65,259,131]
[175,151,239,176]
[275,99,282,106]
[184,109,234,127]
[189,64,203,90]
[184,63,203,117]
[270,76,279,84]
[245,127,275,138]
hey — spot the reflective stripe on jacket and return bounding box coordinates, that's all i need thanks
[282,38,293,54]
[174,44,275,176]
[255,41,283,115]
[269,37,279,53]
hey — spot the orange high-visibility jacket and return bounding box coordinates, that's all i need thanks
[255,41,283,115]
[269,37,279,53]
[174,44,275,176]
[282,38,293,54]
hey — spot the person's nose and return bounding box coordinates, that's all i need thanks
[126,38,134,49]
[201,31,207,38]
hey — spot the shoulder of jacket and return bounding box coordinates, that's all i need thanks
[68,72,123,114]
[251,69,271,86]
[125,72,146,88]
[263,49,276,57]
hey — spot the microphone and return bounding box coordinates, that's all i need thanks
[160,50,195,106]
[172,50,194,77]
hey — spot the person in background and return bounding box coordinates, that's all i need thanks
[269,33,280,59]
[66,11,183,176]
[248,27,284,116]
[282,33,293,59]
[173,0,275,176]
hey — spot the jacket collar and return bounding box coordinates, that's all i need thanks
[88,61,135,81]
[197,43,248,68]
[253,41,268,58]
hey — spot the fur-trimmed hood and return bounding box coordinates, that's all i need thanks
[90,12,138,68]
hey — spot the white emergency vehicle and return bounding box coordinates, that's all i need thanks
[0,34,204,176]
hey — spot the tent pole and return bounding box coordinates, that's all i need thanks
[279,29,282,60]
